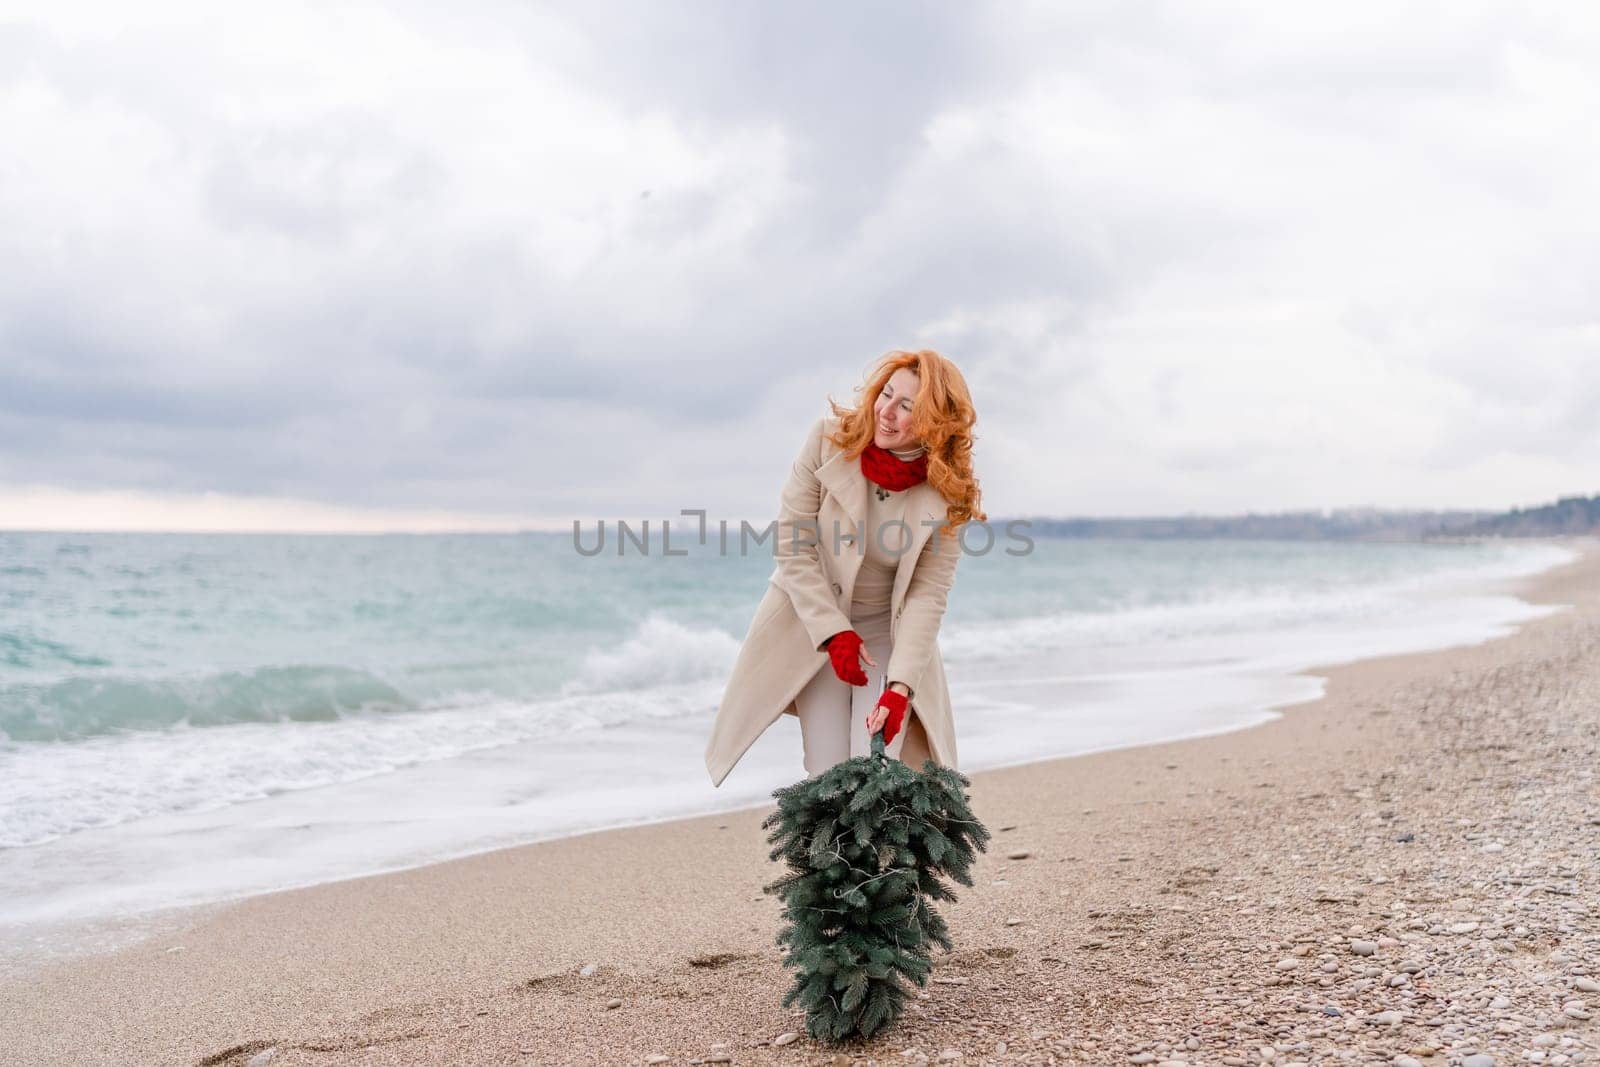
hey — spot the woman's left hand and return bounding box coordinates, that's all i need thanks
[867,685,910,742]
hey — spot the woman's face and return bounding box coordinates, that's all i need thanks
[873,368,921,450]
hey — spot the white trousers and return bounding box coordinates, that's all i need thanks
[793,611,908,776]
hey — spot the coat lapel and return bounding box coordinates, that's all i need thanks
[815,445,869,527]
[815,441,946,616]
[892,483,946,615]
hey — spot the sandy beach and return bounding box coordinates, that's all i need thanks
[3,541,1597,1067]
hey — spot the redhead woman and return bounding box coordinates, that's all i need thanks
[704,349,985,786]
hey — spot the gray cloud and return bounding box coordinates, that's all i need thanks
[1,1,1597,528]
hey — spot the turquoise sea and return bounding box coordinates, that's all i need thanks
[0,530,1573,965]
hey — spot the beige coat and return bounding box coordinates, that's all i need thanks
[704,414,963,787]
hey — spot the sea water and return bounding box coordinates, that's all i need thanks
[0,530,1575,966]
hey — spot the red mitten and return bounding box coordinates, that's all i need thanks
[825,630,868,686]
[876,688,909,745]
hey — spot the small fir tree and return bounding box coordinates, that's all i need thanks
[761,730,990,1043]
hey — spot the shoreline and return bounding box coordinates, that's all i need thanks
[1,538,1596,1065]
[0,541,1570,967]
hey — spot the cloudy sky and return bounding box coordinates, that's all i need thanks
[1,1,1596,532]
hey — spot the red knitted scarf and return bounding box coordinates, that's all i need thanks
[859,441,929,492]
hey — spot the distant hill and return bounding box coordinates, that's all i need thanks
[1007,494,1599,541]
[1448,495,1600,537]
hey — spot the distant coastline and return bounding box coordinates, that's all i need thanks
[1000,491,1600,541]
[4,494,1596,541]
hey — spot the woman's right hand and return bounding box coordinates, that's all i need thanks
[824,630,874,686]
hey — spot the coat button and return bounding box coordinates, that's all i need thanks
[831,582,842,595]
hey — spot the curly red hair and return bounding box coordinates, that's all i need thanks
[825,349,986,537]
